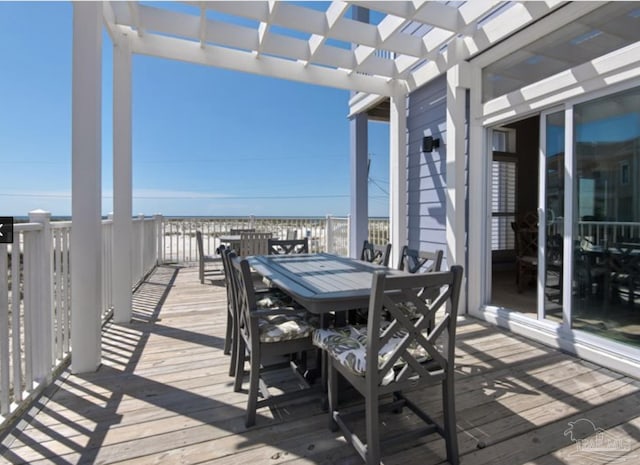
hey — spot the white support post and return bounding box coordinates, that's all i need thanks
[467,64,487,315]
[349,113,368,258]
[389,91,408,266]
[446,64,470,308]
[113,31,133,323]
[348,5,370,260]
[71,1,103,373]
[28,210,53,382]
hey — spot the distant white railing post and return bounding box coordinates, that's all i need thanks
[154,214,163,265]
[326,215,333,253]
[347,215,351,257]
[249,215,256,229]
[28,210,53,383]
[137,214,145,285]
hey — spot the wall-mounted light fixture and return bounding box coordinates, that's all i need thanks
[421,136,440,153]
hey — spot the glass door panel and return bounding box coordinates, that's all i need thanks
[542,111,565,322]
[572,86,640,346]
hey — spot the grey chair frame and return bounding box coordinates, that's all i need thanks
[326,266,463,465]
[360,240,392,267]
[229,252,318,427]
[268,237,309,255]
[220,246,240,376]
[397,246,443,274]
[196,230,221,284]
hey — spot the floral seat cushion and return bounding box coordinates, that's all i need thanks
[257,312,315,343]
[313,324,432,385]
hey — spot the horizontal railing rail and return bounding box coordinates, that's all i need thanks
[160,216,390,264]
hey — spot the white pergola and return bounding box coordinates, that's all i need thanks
[72,1,566,372]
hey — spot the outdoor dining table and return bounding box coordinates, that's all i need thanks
[247,252,406,315]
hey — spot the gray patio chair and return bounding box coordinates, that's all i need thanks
[360,240,391,267]
[314,265,464,465]
[397,245,443,274]
[229,252,319,427]
[239,231,271,257]
[196,230,221,284]
[268,237,309,255]
[221,246,298,377]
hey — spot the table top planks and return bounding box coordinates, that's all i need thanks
[248,253,406,313]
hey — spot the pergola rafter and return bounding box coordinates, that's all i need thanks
[106,1,565,96]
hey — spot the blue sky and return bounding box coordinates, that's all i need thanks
[0,2,390,218]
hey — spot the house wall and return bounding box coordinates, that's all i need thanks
[406,74,449,265]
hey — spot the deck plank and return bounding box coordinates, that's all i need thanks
[1,265,639,465]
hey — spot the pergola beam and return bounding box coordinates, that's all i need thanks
[129,31,401,96]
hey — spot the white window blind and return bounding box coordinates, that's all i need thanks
[492,159,516,250]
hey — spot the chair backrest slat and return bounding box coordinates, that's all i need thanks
[239,232,272,257]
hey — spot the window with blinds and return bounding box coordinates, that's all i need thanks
[492,159,517,250]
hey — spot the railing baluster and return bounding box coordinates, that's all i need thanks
[12,233,23,404]
[62,229,70,354]
[54,230,63,362]
[0,243,9,415]
[23,231,34,392]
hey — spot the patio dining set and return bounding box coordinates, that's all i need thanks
[199,231,464,465]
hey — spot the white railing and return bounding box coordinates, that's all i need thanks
[130,215,160,288]
[160,216,390,264]
[0,211,160,429]
[1,212,387,428]
[577,221,640,247]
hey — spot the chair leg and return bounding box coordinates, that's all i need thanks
[233,337,245,392]
[365,385,380,465]
[228,313,237,377]
[327,361,339,432]
[199,260,204,284]
[223,308,233,355]
[442,379,459,465]
[245,351,261,427]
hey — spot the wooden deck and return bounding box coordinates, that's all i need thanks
[1,265,639,465]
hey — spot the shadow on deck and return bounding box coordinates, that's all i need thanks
[1,265,639,465]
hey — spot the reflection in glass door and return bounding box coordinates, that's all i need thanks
[542,111,565,322]
[572,86,640,346]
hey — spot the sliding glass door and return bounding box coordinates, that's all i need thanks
[534,87,640,346]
